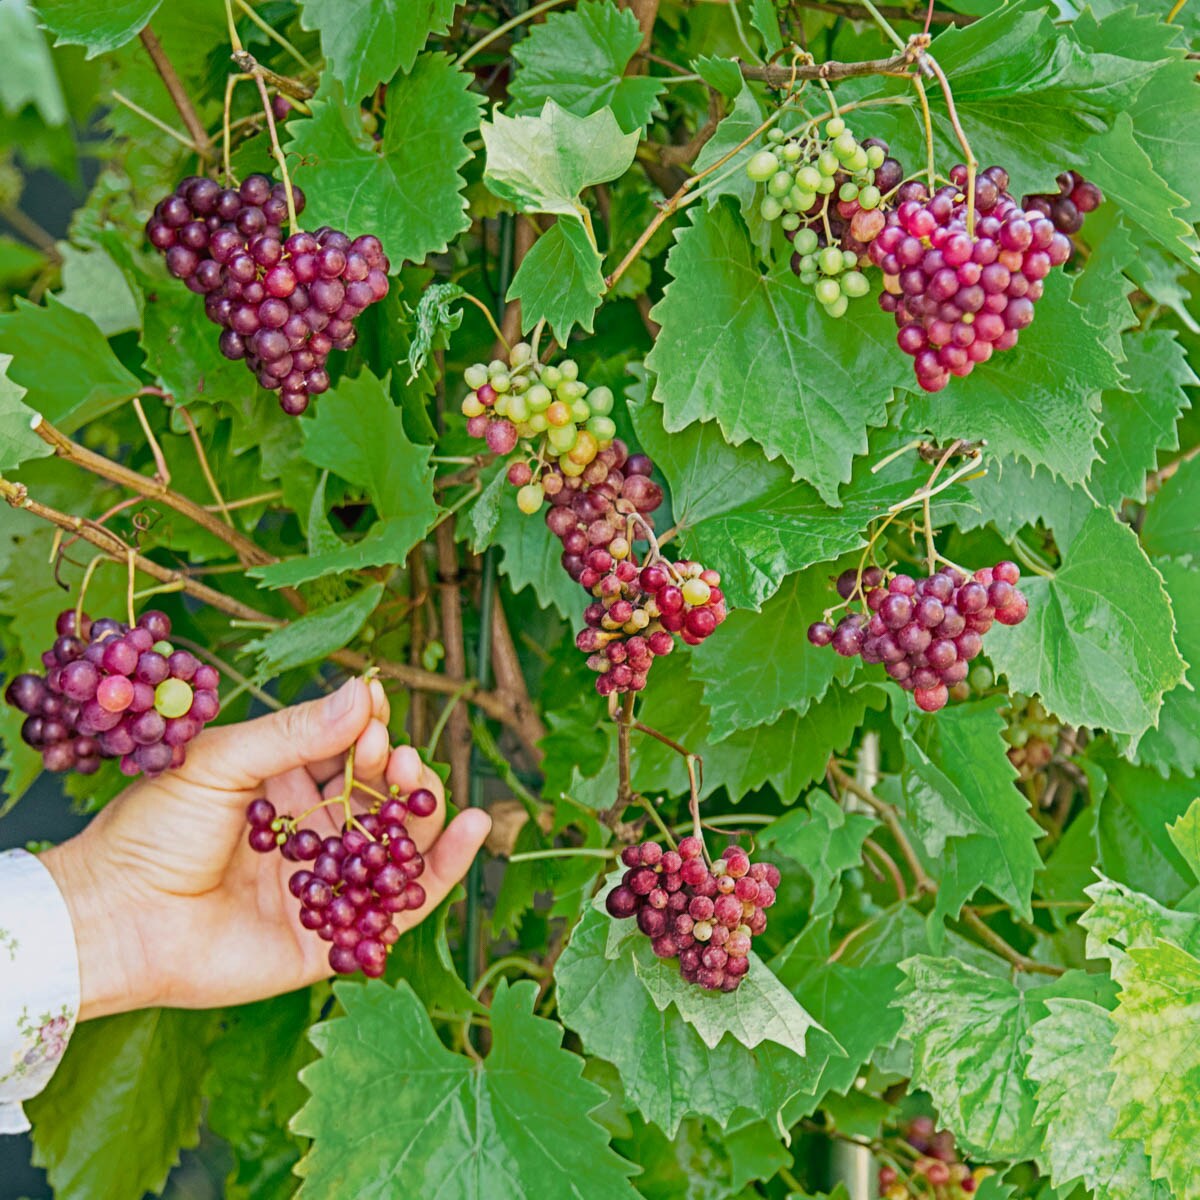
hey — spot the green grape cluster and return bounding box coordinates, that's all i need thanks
[1000,693,1059,779]
[461,343,618,512]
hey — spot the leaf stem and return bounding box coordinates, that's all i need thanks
[425,679,477,759]
[507,847,617,862]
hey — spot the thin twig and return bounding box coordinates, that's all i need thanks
[863,836,907,899]
[232,0,314,72]
[139,27,215,159]
[458,0,574,66]
[737,49,915,87]
[961,909,1064,976]
[170,634,282,711]
[0,207,63,261]
[795,0,971,25]
[616,693,635,807]
[110,91,200,152]
[131,396,171,486]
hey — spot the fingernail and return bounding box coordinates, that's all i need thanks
[330,679,358,718]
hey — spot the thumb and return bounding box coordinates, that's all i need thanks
[194,679,374,787]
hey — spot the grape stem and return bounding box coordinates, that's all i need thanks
[507,848,616,862]
[685,754,709,863]
[130,395,170,487]
[425,679,476,759]
[920,50,978,237]
[616,692,635,807]
[124,548,138,627]
[870,438,924,474]
[74,555,106,632]
[138,26,214,161]
[921,440,963,574]
[1167,0,1189,23]
[458,291,512,352]
[863,835,907,899]
[247,63,298,228]
[1005,535,1056,580]
[176,404,233,527]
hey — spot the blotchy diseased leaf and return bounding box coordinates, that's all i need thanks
[509,1,664,133]
[1080,875,1200,968]
[288,60,481,268]
[507,218,604,344]
[646,203,908,505]
[987,507,1185,741]
[1110,940,1200,1199]
[294,979,639,1199]
[1028,998,1168,1200]
[297,0,457,99]
[1167,799,1200,884]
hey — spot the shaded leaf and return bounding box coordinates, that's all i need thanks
[245,584,383,678]
[507,217,604,344]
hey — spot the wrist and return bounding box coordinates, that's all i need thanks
[39,839,150,1021]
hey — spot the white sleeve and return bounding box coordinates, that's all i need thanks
[0,848,80,1134]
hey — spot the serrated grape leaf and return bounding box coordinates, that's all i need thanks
[726,1119,793,1192]
[296,0,456,100]
[0,296,138,431]
[482,99,639,219]
[245,584,383,678]
[300,368,438,530]
[760,790,877,917]
[691,76,763,221]
[506,217,604,344]
[492,484,582,620]
[1169,800,1200,882]
[27,1008,219,1200]
[897,698,1041,924]
[1080,876,1200,967]
[32,0,161,56]
[1141,454,1199,562]
[1,0,65,123]
[0,354,49,470]
[903,271,1121,485]
[508,0,664,133]
[555,899,826,1135]
[895,956,1046,1161]
[1109,940,1200,1199]
[288,60,481,268]
[294,978,638,1198]
[986,507,1185,740]
[1028,997,1166,1200]
[628,391,972,609]
[689,566,857,736]
[645,203,909,505]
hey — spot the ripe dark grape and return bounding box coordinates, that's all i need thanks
[808,562,1029,711]
[247,786,430,977]
[146,175,390,414]
[4,608,221,777]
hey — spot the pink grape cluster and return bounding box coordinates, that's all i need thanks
[1022,170,1103,237]
[605,838,779,992]
[807,562,1028,712]
[145,174,390,414]
[868,164,1088,392]
[4,609,220,776]
[246,786,437,978]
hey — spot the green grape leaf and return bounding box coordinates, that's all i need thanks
[27,1008,219,1200]
[508,0,664,133]
[245,584,383,679]
[556,898,827,1135]
[405,281,464,383]
[0,0,66,123]
[1080,876,1200,967]
[903,271,1122,485]
[384,892,485,1017]
[1110,940,1200,1199]
[1028,998,1168,1200]
[506,217,604,344]
[297,0,457,99]
[55,244,140,337]
[492,486,582,620]
[482,99,640,219]
[1141,454,1199,562]
[0,354,49,470]
[691,78,764,222]
[33,0,162,56]
[689,565,857,737]
[288,60,482,267]
[645,203,909,506]
[0,296,138,431]
[300,368,438,527]
[897,698,1042,923]
[293,978,638,1198]
[749,0,784,56]
[895,956,1046,1161]
[986,507,1185,741]
[1169,799,1200,882]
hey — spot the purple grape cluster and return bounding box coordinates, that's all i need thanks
[807,562,1029,712]
[145,174,390,414]
[4,609,220,776]
[605,837,779,992]
[246,787,437,977]
[1022,171,1103,236]
[868,164,1089,392]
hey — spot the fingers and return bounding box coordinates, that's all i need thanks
[385,746,447,850]
[397,809,492,932]
[193,679,374,791]
[302,678,391,787]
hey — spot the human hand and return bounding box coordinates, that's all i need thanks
[39,678,491,1020]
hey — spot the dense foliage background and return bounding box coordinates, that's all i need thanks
[0,0,1198,1197]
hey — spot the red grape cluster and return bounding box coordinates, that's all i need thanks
[878,1116,982,1199]
[145,174,390,414]
[807,562,1028,713]
[246,786,437,978]
[605,838,778,992]
[868,165,1087,392]
[1022,170,1103,236]
[4,609,220,776]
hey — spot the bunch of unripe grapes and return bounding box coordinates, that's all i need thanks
[807,562,1028,712]
[605,839,779,992]
[4,609,220,776]
[146,174,391,414]
[461,342,618,495]
[878,1116,986,1198]
[1022,170,1103,236]
[1001,693,1059,780]
[745,120,903,317]
[246,785,437,977]
[868,164,1098,392]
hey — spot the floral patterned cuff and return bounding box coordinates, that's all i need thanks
[0,848,80,1134]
